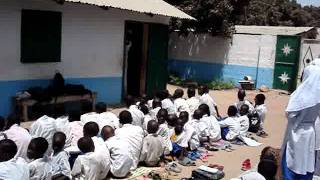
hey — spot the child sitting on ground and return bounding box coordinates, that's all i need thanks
[218,106,241,141]
[234,89,254,114]
[51,132,71,178]
[101,125,133,178]
[254,94,268,137]
[156,109,172,155]
[27,137,53,180]
[198,104,221,142]
[126,95,145,128]
[0,139,29,180]
[72,137,107,180]
[173,89,190,114]
[160,90,176,115]
[96,102,120,130]
[198,85,221,118]
[237,104,250,136]
[186,87,200,114]
[140,120,165,167]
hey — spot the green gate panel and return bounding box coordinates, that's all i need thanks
[273,35,300,91]
[146,24,169,96]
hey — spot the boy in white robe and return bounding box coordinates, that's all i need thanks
[198,85,221,118]
[27,137,53,180]
[126,95,145,128]
[51,132,71,178]
[101,125,133,178]
[173,89,190,114]
[30,115,57,156]
[237,104,250,136]
[156,109,173,155]
[83,122,111,176]
[0,139,29,180]
[234,89,254,114]
[186,87,200,114]
[67,110,84,147]
[140,120,165,166]
[254,94,267,129]
[198,104,222,142]
[218,106,241,141]
[96,102,120,130]
[115,110,144,170]
[3,114,31,159]
[160,90,176,115]
[72,137,108,180]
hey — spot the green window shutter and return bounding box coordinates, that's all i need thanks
[21,10,62,63]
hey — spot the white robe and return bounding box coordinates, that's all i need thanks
[115,124,144,170]
[157,123,173,155]
[91,136,111,176]
[128,105,145,128]
[186,96,201,114]
[234,100,254,113]
[237,115,250,136]
[140,134,165,166]
[51,151,71,178]
[161,98,176,114]
[71,152,108,180]
[199,93,218,116]
[282,104,320,175]
[174,98,190,114]
[28,156,53,180]
[0,157,29,180]
[30,115,57,155]
[255,104,267,127]
[68,121,84,147]
[99,112,120,129]
[80,112,99,125]
[55,116,72,148]
[200,115,221,141]
[3,124,31,159]
[219,117,240,141]
[105,136,133,178]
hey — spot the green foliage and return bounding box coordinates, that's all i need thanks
[169,74,235,90]
[165,0,320,36]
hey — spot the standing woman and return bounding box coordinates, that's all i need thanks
[281,64,320,180]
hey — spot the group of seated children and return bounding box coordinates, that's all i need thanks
[0,85,267,180]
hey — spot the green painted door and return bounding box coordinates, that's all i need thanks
[273,35,301,91]
[146,24,168,96]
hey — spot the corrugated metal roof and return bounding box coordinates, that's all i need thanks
[65,0,195,20]
[235,25,315,35]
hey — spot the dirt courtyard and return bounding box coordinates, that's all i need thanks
[21,84,289,179]
[162,84,289,179]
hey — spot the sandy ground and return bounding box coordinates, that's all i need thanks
[22,84,290,179]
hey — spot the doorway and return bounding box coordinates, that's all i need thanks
[124,22,144,97]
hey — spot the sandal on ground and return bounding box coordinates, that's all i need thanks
[241,159,252,171]
[165,162,182,173]
[178,157,197,166]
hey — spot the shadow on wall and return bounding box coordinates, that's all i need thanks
[168,33,232,80]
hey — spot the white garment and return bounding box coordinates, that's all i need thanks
[162,98,176,114]
[157,123,173,155]
[30,115,57,155]
[129,105,145,127]
[174,98,190,114]
[282,104,320,175]
[200,115,221,141]
[286,65,320,112]
[237,115,250,136]
[149,107,161,120]
[140,134,165,166]
[183,122,200,150]
[51,151,71,178]
[255,104,267,127]
[238,171,266,180]
[199,93,217,116]
[55,116,72,148]
[91,136,111,176]
[4,124,31,159]
[105,136,133,178]
[234,100,254,113]
[143,114,153,132]
[0,157,29,180]
[219,117,240,141]
[115,124,144,170]
[28,156,53,180]
[80,112,99,125]
[186,96,200,114]
[71,152,108,180]
[69,121,84,147]
[99,112,120,129]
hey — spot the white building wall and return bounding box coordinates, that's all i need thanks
[169,33,276,69]
[299,39,320,78]
[0,0,169,81]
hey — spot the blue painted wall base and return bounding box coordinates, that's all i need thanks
[168,59,274,89]
[0,77,122,117]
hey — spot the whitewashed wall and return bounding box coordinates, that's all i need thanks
[0,0,170,81]
[299,39,320,78]
[169,33,276,68]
